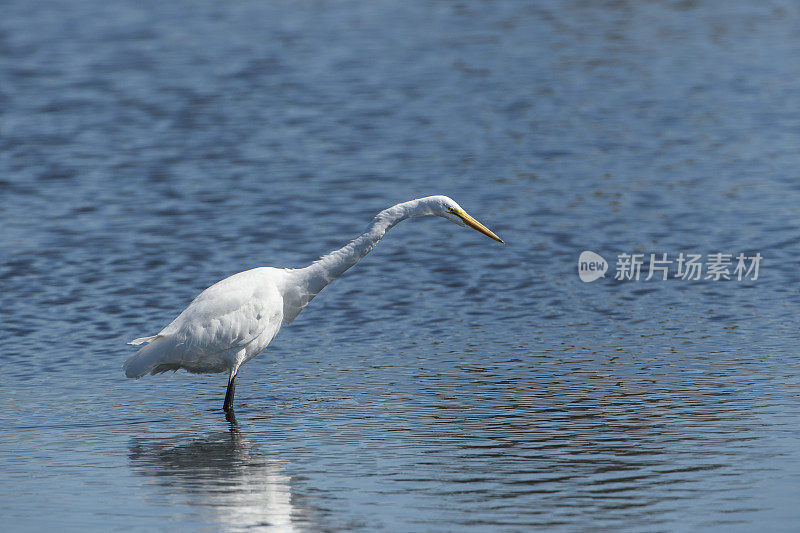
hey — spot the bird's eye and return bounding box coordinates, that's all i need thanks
[447,207,458,214]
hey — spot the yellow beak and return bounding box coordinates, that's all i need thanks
[455,208,504,243]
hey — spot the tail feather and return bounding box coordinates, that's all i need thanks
[124,335,174,378]
[128,335,159,346]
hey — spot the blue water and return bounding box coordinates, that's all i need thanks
[2,0,800,530]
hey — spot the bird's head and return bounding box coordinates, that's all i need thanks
[428,195,504,244]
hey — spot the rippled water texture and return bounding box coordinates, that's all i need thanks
[2,1,800,530]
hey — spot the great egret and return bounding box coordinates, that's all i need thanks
[124,195,503,412]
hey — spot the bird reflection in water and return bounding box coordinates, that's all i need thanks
[129,414,300,531]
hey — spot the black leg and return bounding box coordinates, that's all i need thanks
[223,372,237,412]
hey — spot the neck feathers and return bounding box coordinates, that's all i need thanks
[280,198,437,322]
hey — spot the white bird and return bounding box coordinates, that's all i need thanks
[124,195,503,412]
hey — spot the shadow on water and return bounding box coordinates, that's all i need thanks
[128,413,312,532]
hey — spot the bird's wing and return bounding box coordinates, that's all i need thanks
[160,281,282,359]
[125,270,285,378]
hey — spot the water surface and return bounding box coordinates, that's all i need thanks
[2,1,800,530]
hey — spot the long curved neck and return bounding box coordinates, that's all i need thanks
[280,198,436,322]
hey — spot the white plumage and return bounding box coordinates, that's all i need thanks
[124,196,503,412]
[124,268,285,378]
